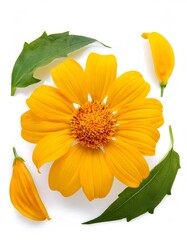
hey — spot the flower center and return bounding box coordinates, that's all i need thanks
[71,101,117,149]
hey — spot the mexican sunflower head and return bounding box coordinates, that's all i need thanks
[21,53,164,201]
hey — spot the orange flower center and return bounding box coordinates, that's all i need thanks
[71,101,117,149]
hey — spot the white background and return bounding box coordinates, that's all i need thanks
[0,0,187,239]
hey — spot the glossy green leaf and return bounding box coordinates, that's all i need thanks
[11,31,108,95]
[84,126,180,224]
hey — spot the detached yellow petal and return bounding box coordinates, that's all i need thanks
[142,32,175,96]
[10,148,50,221]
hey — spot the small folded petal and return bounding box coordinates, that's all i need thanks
[85,53,117,102]
[107,71,150,110]
[80,148,114,201]
[33,130,74,171]
[142,32,175,96]
[49,145,83,197]
[105,140,149,188]
[26,85,74,122]
[21,111,70,143]
[10,149,50,221]
[51,58,88,105]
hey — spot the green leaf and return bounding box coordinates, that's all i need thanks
[11,31,108,96]
[84,126,180,224]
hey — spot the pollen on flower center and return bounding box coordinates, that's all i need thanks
[71,100,117,149]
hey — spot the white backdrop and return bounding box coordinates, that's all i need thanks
[0,0,187,239]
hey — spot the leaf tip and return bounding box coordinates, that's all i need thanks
[23,42,29,50]
[11,87,16,96]
[82,220,95,225]
[41,31,48,38]
[126,218,131,222]
[82,216,103,225]
[148,209,154,214]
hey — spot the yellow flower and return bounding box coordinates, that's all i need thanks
[10,147,50,221]
[21,53,164,201]
[142,32,175,96]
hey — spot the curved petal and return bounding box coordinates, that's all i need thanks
[10,160,50,221]
[80,148,113,201]
[21,111,70,143]
[51,59,88,105]
[117,98,164,128]
[105,139,149,188]
[85,53,117,102]
[116,123,160,156]
[26,85,74,122]
[142,32,175,85]
[107,71,150,110]
[33,130,74,171]
[49,145,84,197]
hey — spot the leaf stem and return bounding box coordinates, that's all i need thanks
[12,147,23,164]
[160,86,164,97]
[160,83,167,97]
[169,125,174,148]
[13,147,19,158]
[11,87,16,96]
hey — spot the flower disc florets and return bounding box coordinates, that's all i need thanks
[71,100,116,149]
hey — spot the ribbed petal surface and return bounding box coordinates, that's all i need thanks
[85,53,117,102]
[80,148,114,201]
[21,111,70,143]
[33,130,74,171]
[105,139,149,188]
[51,58,88,105]
[49,145,83,197]
[26,85,74,122]
[117,98,164,128]
[142,32,175,84]
[107,71,150,110]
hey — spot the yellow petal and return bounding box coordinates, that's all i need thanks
[116,123,160,156]
[26,85,74,122]
[107,71,150,110]
[10,153,50,221]
[33,130,74,171]
[142,32,175,96]
[49,145,83,197]
[117,98,164,128]
[51,58,88,105]
[21,111,70,143]
[80,148,113,201]
[85,53,117,102]
[105,140,149,188]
